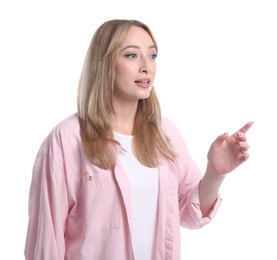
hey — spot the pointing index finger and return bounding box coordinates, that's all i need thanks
[237,121,254,134]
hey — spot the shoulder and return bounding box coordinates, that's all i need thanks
[161,116,189,153]
[39,113,80,154]
[162,117,181,139]
[54,113,80,137]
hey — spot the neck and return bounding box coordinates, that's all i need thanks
[112,99,138,135]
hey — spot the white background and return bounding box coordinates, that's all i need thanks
[1,0,276,259]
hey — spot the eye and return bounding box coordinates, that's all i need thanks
[124,54,137,59]
[150,53,157,60]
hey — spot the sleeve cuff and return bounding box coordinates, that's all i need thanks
[186,184,222,228]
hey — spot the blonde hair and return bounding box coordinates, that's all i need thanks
[78,19,176,169]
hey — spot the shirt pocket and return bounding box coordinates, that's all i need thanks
[75,172,122,233]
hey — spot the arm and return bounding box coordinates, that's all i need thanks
[162,117,222,229]
[199,122,254,217]
[25,132,69,260]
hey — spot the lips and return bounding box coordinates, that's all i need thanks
[135,78,151,88]
[135,79,150,83]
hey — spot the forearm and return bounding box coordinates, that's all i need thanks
[199,163,225,217]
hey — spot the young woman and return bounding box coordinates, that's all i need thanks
[25,19,253,260]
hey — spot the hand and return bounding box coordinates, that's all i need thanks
[207,121,254,176]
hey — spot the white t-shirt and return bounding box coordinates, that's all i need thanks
[114,132,159,260]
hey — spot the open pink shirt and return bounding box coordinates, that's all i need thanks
[25,114,221,260]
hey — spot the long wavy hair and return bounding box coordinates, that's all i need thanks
[77,19,176,169]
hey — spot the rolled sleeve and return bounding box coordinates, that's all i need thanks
[182,183,222,229]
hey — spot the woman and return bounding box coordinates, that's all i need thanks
[25,19,253,260]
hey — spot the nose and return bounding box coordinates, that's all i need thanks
[139,67,150,74]
[139,57,151,74]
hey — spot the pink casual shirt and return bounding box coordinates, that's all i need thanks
[25,114,221,260]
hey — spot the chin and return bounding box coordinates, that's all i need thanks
[138,94,151,100]
[140,91,152,99]
[138,88,152,99]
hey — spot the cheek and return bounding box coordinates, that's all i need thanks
[152,66,157,77]
[114,64,129,88]
[115,62,134,76]
[148,61,156,76]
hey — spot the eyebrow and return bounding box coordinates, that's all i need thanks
[120,45,157,52]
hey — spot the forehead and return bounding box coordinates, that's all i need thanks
[120,25,155,48]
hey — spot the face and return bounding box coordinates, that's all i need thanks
[113,25,157,104]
